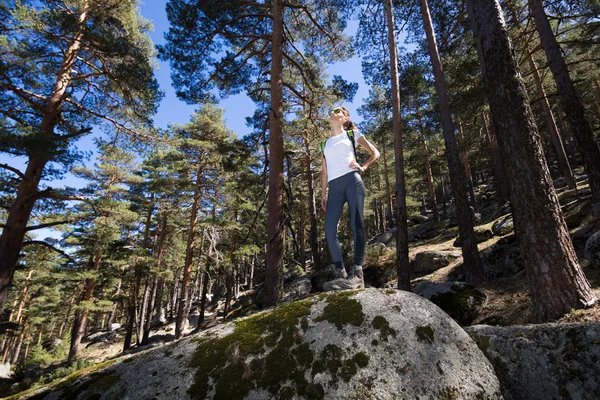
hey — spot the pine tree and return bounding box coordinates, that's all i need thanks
[0,0,161,313]
[466,0,596,321]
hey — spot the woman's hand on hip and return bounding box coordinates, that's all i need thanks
[321,196,327,214]
[349,159,364,172]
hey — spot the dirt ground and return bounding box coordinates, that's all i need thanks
[406,231,600,326]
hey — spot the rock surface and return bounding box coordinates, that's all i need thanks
[363,262,397,288]
[411,250,460,274]
[585,229,600,266]
[282,276,313,303]
[19,290,501,400]
[453,226,494,247]
[466,323,600,400]
[491,215,514,236]
[413,281,487,325]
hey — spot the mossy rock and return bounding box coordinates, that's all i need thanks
[362,261,397,288]
[413,281,487,326]
[19,290,501,400]
[453,226,494,247]
[491,215,514,236]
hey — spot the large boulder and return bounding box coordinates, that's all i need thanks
[408,214,429,224]
[407,220,439,242]
[282,276,313,303]
[466,323,600,400]
[411,250,460,275]
[585,229,600,266]
[491,215,514,236]
[22,290,501,400]
[370,229,396,247]
[453,226,494,247]
[413,281,487,326]
[363,262,397,288]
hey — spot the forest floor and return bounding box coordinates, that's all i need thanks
[407,234,600,325]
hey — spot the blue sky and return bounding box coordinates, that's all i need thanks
[140,0,370,136]
[0,1,375,239]
[0,1,370,186]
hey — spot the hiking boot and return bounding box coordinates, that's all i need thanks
[346,265,365,289]
[332,267,348,279]
[323,267,364,291]
[322,267,348,292]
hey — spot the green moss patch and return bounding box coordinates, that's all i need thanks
[371,316,397,342]
[314,291,365,330]
[416,325,435,343]
[188,298,316,399]
[430,285,487,326]
[311,345,370,383]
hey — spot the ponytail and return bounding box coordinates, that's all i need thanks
[339,106,358,131]
[343,120,358,131]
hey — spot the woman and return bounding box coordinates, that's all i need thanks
[321,106,380,290]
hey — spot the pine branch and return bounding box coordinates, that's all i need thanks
[25,220,71,231]
[22,240,79,265]
[0,163,25,180]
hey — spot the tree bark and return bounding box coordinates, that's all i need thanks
[264,0,285,307]
[526,52,576,189]
[0,3,89,314]
[176,164,203,338]
[302,130,320,270]
[68,250,101,362]
[457,120,478,211]
[385,0,410,291]
[594,80,600,119]
[381,134,394,230]
[417,108,439,222]
[420,0,484,283]
[528,0,600,202]
[482,112,510,206]
[467,0,596,321]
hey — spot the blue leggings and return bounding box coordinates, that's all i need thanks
[325,171,366,269]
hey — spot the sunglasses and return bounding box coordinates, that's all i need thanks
[331,108,343,114]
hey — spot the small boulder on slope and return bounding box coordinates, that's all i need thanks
[466,323,600,400]
[21,290,501,400]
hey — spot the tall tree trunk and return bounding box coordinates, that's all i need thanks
[107,269,124,329]
[198,266,210,328]
[381,134,394,230]
[10,317,28,365]
[526,52,576,189]
[264,0,285,307]
[385,0,410,290]
[12,269,34,325]
[594,80,600,119]
[123,262,141,352]
[303,130,320,271]
[137,277,150,345]
[0,3,89,315]
[417,108,439,222]
[420,0,484,283]
[68,251,101,362]
[457,120,478,211]
[153,278,165,326]
[176,164,203,339]
[249,254,256,290]
[467,0,596,321]
[58,285,79,338]
[528,0,600,202]
[298,200,307,268]
[141,276,158,345]
[482,112,510,206]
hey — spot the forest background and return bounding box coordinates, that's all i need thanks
[0,0,599,393]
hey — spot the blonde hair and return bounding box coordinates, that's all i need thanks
[339,106,358,131]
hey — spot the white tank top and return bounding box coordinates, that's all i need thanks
[323,130,364,182]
